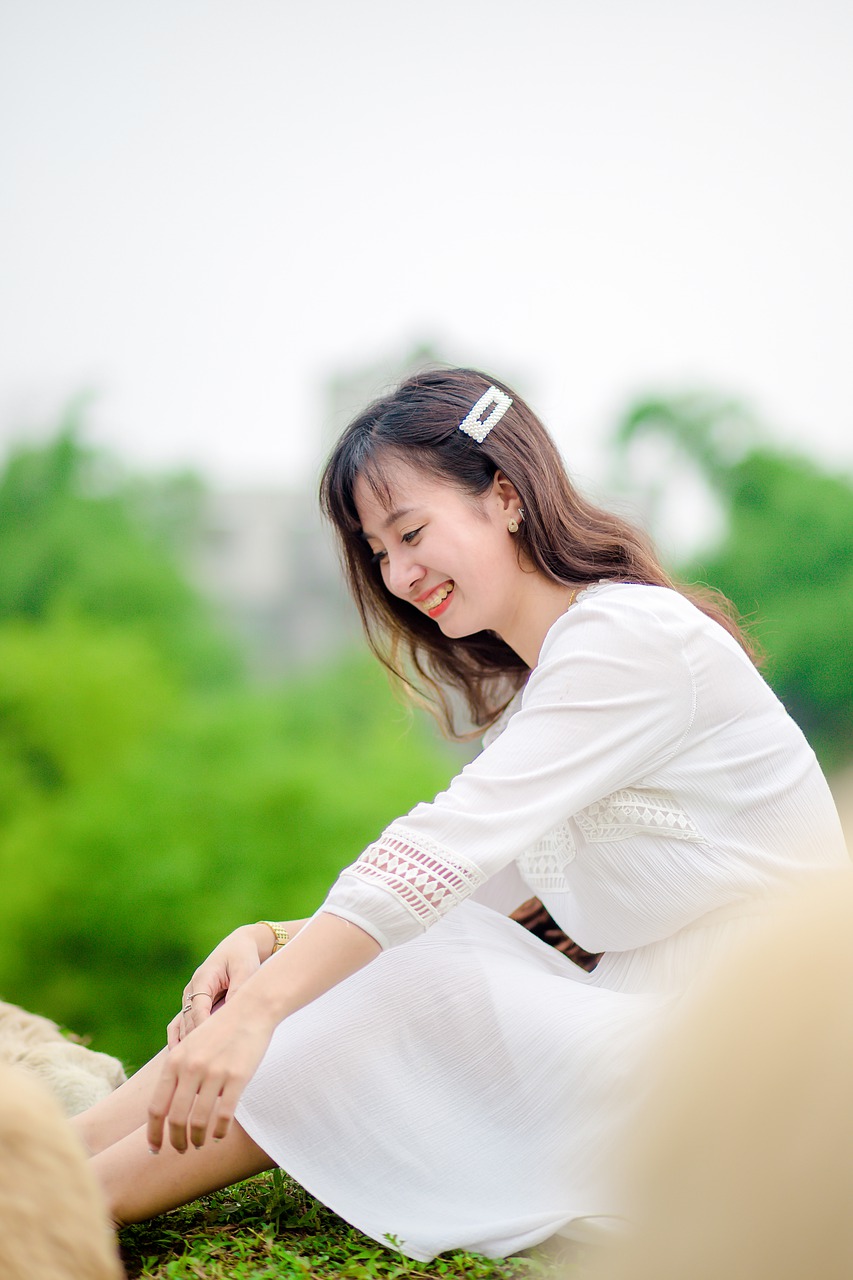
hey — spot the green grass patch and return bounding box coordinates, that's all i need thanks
[119,1171,573,1279]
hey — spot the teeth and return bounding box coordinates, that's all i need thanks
[424,583,454,610]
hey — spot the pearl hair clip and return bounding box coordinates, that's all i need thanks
[457,386,513,443]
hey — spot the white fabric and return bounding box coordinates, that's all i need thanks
[236,583,848,1260]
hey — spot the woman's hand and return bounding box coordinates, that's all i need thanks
[167,924,269,1048]
[150,912,381,1152]
[149,995,276,1153]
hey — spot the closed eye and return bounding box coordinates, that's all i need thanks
[368,526,423,567]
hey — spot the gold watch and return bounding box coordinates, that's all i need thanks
[257,920,290,953]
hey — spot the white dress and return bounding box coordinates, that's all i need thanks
[235,583,849,1261]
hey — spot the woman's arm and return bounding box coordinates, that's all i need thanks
[148,912,380,1154]
[320,589,696,951]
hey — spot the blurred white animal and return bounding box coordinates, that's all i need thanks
[587,871,853,1280]
[0,999,125,1116]
[0,1064,124,1279]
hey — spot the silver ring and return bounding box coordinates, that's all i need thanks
[189,992,212,1002]
[182,1003,193,1014]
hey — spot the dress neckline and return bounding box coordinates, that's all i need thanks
[567,579,612,613]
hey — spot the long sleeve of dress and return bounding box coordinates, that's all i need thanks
[320,586,699,949]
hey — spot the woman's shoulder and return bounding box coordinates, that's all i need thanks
[537,581,705,666]
[483,583,743,748]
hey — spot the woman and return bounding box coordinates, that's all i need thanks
[74,368,848,1260]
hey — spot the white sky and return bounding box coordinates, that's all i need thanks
[1,0,852,500]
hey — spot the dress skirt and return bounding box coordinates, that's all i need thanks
[235,901,676,1261]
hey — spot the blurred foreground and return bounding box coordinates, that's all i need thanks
[585,871,853,1280]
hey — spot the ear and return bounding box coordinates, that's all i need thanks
[491,470,522,514]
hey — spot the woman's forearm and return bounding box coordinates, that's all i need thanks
[227,912,381,1028]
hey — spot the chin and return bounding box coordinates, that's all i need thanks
[433,615,465,638]
[437,616,484,641]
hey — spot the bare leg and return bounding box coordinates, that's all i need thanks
[73,1044,276,1225]
[92,1119,275,1227]
[71,1048,173,1156]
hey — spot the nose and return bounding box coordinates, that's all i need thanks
[383,547,425,599]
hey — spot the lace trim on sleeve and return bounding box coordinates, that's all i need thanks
[340,827,486,927]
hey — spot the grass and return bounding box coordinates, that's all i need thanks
[118,1170,577,1280]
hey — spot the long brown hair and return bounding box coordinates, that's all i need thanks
[320,366,756,739]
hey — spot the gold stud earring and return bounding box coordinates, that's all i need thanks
[507,516,519,534]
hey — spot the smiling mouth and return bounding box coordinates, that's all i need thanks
[422,582,454,612]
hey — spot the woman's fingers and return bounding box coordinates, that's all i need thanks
[186,1072,228,1149]
[148,1047,256,1152]
[147,1053,207,1151]
[152,1057,215,1153]
[149,993,275,1153]
[174,987,218,1039]
[210,1074,244,1142]
[147,1059,179,1153]
[186,989,216,1029]
[169,1069,216,1152]
[187,1071,241,1147]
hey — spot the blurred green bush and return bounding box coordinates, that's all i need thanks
[0,430,456,1067]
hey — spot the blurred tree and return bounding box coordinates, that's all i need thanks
[0,615,177,821]
[0,421,238,687]
[616,395,853,768]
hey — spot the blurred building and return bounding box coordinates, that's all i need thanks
[187,343,443,674]
[188,484,358,674]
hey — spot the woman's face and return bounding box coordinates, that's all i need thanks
[354,458,528,643]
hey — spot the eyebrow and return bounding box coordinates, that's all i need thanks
[384,506,414,527]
